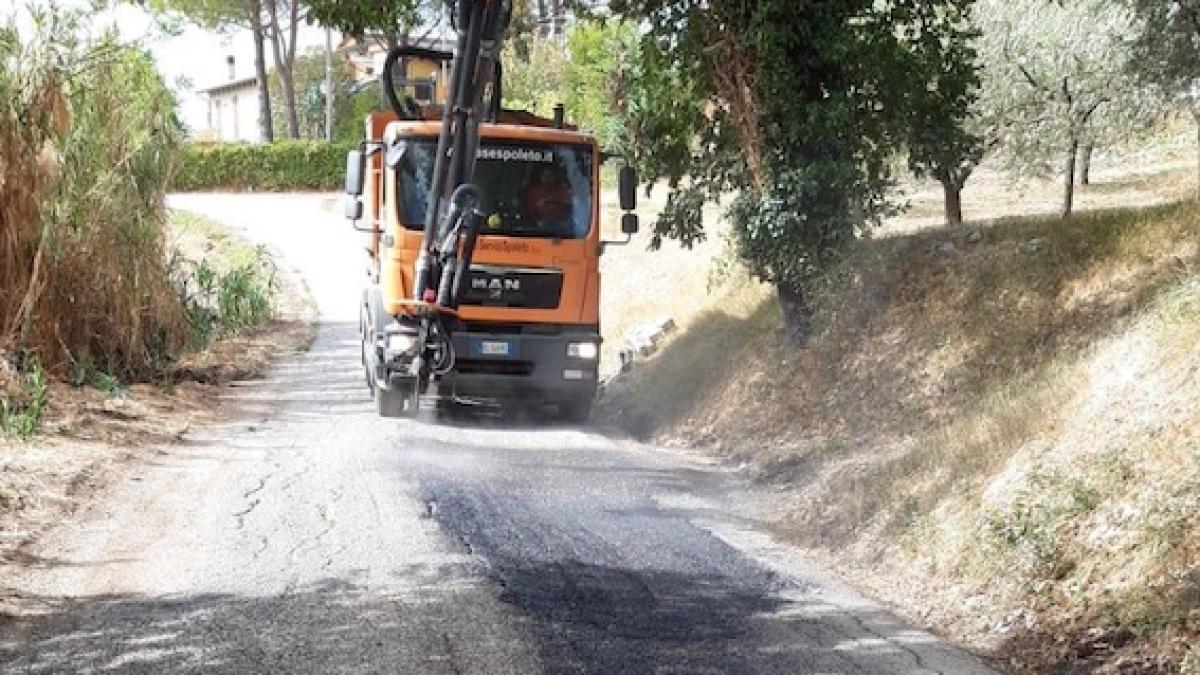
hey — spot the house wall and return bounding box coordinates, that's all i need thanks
[205,84,263,143]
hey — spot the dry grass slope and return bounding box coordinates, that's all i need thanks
[603,200,1200,673]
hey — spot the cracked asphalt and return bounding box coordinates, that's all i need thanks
[0,194,998,674]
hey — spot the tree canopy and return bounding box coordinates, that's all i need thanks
[612,0,979,339]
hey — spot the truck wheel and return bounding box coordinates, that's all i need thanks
[361,336,374,394]
[376,381,420,418]
[557,399,593,424]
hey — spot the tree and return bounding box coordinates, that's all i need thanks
[268,46,354,139]
[975,0,1137,218]
[612,0,977,341]
[897,4,982,227]
[1074,88,1161,186]
[263,0,300,138]
[303,0,424,51]
[501,35,568,115]
[562,20,635,151]
[498,19,633,150]
[1125,0,1200,198]
[142,0,274,142]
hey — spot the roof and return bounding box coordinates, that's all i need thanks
[198,76,259,96]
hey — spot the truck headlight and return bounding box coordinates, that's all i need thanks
[386,332,419,354]
[567,342,598,360]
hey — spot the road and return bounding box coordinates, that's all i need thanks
[0,194,997,674]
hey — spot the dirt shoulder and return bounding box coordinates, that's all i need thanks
[0,206,318,577]
[599,135,1200,673]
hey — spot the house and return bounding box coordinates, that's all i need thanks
[196,56,263,143]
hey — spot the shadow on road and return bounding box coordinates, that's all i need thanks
[1,563,966,675]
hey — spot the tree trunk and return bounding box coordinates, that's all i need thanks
[1063,135,1078,218]
[1193,107,1200,201]
[1079,140,1094,186]
[940,173,964,227]
[278,64,300,138]
[265,0,300,139]
[248,0,273,142]
[776,281,814,345]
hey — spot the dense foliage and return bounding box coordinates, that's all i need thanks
[613,0,978,339]
[1,9,187,381]
[500,21,633,150]
[172,140,353,191]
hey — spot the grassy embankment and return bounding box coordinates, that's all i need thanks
[602,144,1200,673]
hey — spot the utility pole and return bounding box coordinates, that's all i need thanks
[324,27,334,142]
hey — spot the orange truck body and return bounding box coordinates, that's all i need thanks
[359,111,606,413]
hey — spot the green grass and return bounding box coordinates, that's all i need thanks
[1,357,48,439]
[168,211,279,351]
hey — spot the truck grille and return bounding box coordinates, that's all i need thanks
[456,359,535,377]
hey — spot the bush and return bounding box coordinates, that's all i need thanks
[1,10,186,382]
[0,356,48,439]
[173,141,353,191]
[171,249,278,350]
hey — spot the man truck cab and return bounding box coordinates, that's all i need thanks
[343,35,638,421]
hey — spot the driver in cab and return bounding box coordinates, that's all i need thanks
[520,165,571,221]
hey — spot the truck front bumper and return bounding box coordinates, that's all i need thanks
[446,328,600,402]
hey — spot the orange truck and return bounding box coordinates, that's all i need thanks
[342,25,639,420]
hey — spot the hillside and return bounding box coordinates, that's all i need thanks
[601,168,1200,671]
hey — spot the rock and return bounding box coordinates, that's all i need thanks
[967,229,983,244]
[623,316,678,361]
[935,241,957,255]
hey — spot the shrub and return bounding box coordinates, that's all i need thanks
[173,141,353,191]
[1,9,186,382]
[170,249,278,350]
[1,356,48,439]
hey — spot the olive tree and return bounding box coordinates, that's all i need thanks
[976,0,1141,217]
[899,3,982,227]
[1125,0,1200,198]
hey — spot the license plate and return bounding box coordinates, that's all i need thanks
[477,340,512,356]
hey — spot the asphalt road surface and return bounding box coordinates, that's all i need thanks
[0,194,998,674]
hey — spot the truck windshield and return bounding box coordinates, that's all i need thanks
[395,138,594,239]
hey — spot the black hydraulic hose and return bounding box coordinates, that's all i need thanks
[488,61,502,123]
[443,0,487,227]
[435,183,484,308]
[416,7,472,299]
[381,46,454,120]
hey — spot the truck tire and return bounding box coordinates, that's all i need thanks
[361,333,374,394]
[376,380,420,418]
[557,399,593,424]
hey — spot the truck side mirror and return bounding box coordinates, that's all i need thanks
[345,150,365,196]
[621,213,639,235]
[618,166,637,211]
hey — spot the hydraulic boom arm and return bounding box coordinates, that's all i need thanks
[385,0,513,311]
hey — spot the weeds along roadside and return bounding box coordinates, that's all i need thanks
[0,10,277,439]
